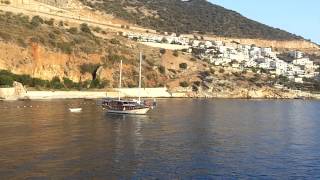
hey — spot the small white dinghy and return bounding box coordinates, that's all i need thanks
[69,108,82,113]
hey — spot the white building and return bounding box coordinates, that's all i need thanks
[293,58,312,66]
[289,51,304,59]
[275,60,288,75]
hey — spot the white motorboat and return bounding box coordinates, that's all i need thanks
[69,108,82,113]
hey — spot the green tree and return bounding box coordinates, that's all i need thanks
[50,76,64,89]
[63,77,75,89]
[16,74,33,86]
[32,78,48,87]
[0,75,14,87]
[90,78,100,88]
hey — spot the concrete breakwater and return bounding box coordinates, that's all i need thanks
[25,88,172,100]
[0,87,175,100]
[25,91,108,100]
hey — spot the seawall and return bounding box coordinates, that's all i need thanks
[26,91,107,100]
[16,87,173,100]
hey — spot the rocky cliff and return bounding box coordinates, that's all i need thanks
[0,42,100,82]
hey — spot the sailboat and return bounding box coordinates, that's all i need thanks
[102,52,156,115]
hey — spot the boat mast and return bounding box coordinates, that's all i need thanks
[139,52,142,103]
[118,60,122,101]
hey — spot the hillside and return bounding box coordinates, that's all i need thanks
[81,0,303,41]
[0,7,319,99]
[0,11,167,88]
[1,11,308,98]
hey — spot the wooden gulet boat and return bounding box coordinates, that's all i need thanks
[102,52,156,115]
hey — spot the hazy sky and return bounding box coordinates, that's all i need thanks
[210,0,320,44]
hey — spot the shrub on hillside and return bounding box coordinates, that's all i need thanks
[179,63,187,69]
[192,85,199,92]
[93,26,102,33]
[160,48,166,54]
[17,38,27,47]
[190,57,197,61]
[110,38,120,45]
[173,50,179,57]
[30,36,45,44]
[30,16,44,28]
[48,33,56,39]
[0,32,12,41]
[16,14,30,24]
[210,68,215,74]
[57,42,73,54]
[106,54,127,64]
[68,27,78,34]
[159,65,166,74]
[80,45,98,54]
[193,81,201,86]
[44,18,54,26]
[80,23,91,33]
[1,0,11,4]
[179,81,189,87]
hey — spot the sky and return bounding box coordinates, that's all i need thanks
[209,0,320,44]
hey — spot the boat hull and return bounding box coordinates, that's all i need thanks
[106,107,150,115]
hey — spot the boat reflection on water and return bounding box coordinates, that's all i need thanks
[104,111,152,122]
